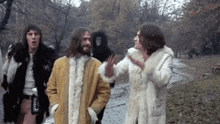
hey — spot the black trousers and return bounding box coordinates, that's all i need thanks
[96,82,115,124]
[96,107,106,124]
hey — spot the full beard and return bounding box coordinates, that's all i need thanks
[78,45,91,56]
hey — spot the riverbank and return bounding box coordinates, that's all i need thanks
[167,55,220,123]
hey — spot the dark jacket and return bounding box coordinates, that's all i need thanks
[92,31,115,124]
[92,31,114,63]
[2,42,57,123]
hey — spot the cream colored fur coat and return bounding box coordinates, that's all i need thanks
[99,46,174,124]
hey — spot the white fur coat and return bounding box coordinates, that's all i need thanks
[99,46,174,124]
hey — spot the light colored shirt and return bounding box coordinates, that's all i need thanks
[23,53,35,95]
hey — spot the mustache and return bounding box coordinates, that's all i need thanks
[82,45,91,48]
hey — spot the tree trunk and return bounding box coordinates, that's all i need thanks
[0,0,14,34]
[55,41,60,55]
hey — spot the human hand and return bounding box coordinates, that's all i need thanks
[88,107,98,123]
[128,55,145,70]
[105,56,117,77]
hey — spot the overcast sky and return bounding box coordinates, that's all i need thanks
[71,0,189,8]
[72,0,89,7]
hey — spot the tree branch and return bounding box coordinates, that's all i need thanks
[0,0,14,34]
[0,0,7,4]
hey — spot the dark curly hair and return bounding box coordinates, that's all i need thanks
[140,23,165,55]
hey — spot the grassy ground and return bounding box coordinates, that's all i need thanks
[167,55,220,124]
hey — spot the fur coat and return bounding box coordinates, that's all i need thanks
[1,42,57,123]
[47,56,110,124]
[99,46,174,124]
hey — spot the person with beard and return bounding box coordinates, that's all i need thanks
[1,24,57,124]
[47,28,111,124]
[91,31,115,124]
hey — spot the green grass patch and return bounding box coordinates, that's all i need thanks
[167,74,220,123]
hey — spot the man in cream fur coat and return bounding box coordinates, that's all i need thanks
[99,23,174,124]
[47,28,110,124]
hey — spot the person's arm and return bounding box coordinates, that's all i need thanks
[47,61,59,115]
[90,75,110,112]
[145,55,173,88]
[98,55,129,83]
[1,45,12,90]
[88,74,110,122]
[1,44,23,90]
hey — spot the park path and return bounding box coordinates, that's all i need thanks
[0,58,189,124]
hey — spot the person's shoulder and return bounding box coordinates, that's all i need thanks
[160,46,174,57]
[13,42,24,48]
[9,42,25,53]
[54,56,68,67]
[90,57,102,65]
[41,44,56,54]
[40,44,58,59]
[8,42,26,61]
[55,56,68,63]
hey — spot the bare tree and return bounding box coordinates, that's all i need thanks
[0,0,13,34]
[90,0,140,54]
[173,0,220,55]
[2,0,90,55]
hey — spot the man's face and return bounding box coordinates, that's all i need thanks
[137,31,144,44]
[96,37,102,46]
[79,31,92,55]
[134,31,140,47]
[134,36,141,50]
[134,31,143,50]
[26,30,40,52]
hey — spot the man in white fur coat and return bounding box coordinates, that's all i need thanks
[98,23,174,124]
[47,28,110,124]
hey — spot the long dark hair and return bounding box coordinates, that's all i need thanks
[140,23,165,55]
[66,28,91,57]
[22,24,42,48]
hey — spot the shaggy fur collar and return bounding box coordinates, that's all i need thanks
[98,47,144,83]
[127,47,144,63]
[68,55,90,124]
[2,42,57,123]
[4,43,56,84]
[126,47,144,73]
[143,46,174,76]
